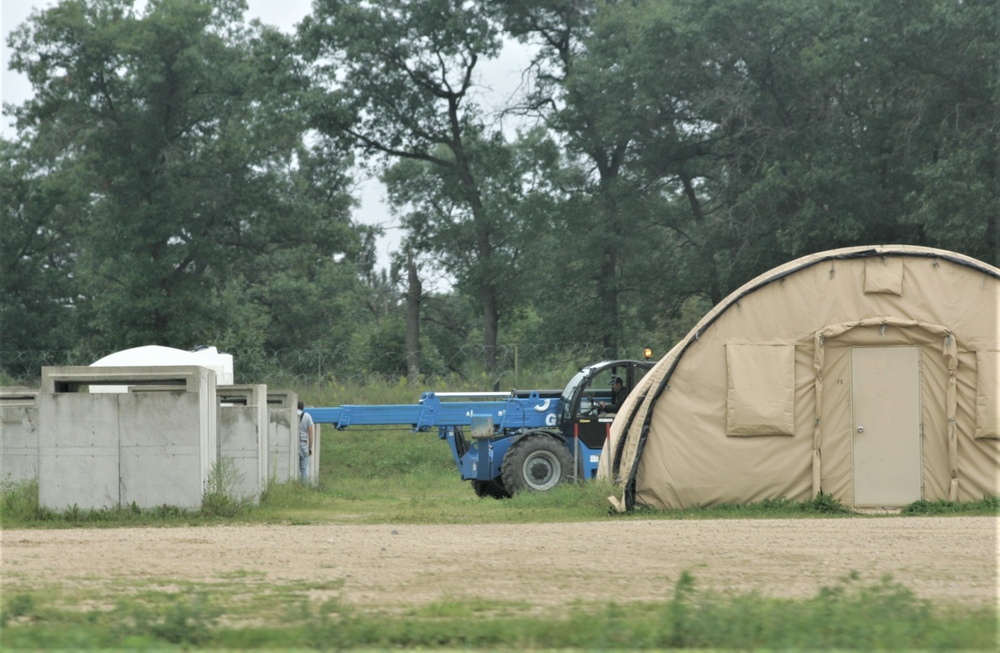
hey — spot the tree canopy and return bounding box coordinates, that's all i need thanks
[3,0,995,385]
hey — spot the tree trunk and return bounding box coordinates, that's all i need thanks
[481,283,499,376]
[599,246,618,353]
[597,178,622,354]
[404,248,422,384]
[450,122,500,377]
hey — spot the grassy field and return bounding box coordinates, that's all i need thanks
[1,381,997,650]
[2,568,993,651]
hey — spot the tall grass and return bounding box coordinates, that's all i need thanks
[2,569,995,650]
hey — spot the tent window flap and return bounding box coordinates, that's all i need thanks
[975,350,999,439]
[726,343,796,436]
[864,257,904,295]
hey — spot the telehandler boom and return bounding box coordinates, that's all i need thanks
[305,357,653,497]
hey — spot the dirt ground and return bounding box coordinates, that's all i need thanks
[2,517,997,612]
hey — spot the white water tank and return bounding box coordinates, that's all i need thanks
[89,345,234,392]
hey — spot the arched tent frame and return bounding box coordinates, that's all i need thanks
[602,246,1000,512]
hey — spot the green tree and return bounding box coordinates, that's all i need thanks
[661,0,999,288]
[381,128,552,374]
[499,0,699,353]
[6,0,362,365]
[300,0,518,374]
[890,0,999,266]
[0,139,85,377]
[223,143,369,380]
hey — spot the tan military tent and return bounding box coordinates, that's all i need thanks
[601,245,1000,511]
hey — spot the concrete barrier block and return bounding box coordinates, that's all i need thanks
[38,393,121,510]
[310,424,322,486]
[266,391,297,483]
[38,366,217,511]
[120,391,206,508]
[1,388,40,484]
[218,384,268,502]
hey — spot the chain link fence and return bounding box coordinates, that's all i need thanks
[1,343,657,390]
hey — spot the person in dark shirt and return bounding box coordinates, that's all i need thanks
[599,375,627,414]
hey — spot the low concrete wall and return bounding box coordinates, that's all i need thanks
[7,373,318,509]
[1,388,40,484]
[266,392,297,483]
[217,385,268,503]
[38,366,217,511]
[310,424,322,486]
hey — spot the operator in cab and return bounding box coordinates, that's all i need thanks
[598,375,627,414]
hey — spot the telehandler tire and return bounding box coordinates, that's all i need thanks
[471,479,509,499]
[501,434,574,494]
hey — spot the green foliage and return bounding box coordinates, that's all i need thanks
[902,495,1000,515]
[804,491,853,514]
[0,475,245,527]
[2,572,994,650]
[345,315,450,380]
[201,458,251,518]
[301,0,525,373]
[4,0,364,371]
[0,140,83,376]
[1,593,35,625]
[125,593,221,646]
[636,570,995,650]
[0,478,44,524]
[5,0,997,385]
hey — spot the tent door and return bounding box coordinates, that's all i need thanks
[851,346,923,507]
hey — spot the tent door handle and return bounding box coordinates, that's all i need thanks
[857,426,864,433]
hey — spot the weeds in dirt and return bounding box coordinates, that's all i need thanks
[201,457,250,517]
[901,495,1000,515]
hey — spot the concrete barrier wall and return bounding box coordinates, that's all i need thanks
[310,424,322,486]
[119,390,207,508]
[38,366,217,511]
[266,392,297,483]
[1,388,40,484]
[6,373,312,510]
[218,385,268,503]
[39,392,121,509]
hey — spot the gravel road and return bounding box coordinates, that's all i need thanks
[2,517,996,612]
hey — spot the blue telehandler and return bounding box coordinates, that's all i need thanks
[305,357,653,498]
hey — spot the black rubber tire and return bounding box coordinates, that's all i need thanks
[500,434,575,495]
[471,479,509,499]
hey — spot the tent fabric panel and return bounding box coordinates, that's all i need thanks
[606,245,1000,511]
[726,343,796,436]
[628,335,816,509]
[974,350,999,439]
[904,259,998,351]
[864,256,905,295]
[634,392,813,509]
[814,343,855,504]
[958,434,1000,500]
[955,351,1000,499]
[917,346,957,501]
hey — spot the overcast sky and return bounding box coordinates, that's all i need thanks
[2,0,533,277]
